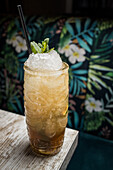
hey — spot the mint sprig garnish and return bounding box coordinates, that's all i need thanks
[30,38,54,54]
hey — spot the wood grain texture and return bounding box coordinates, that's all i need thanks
[0,109,79,170]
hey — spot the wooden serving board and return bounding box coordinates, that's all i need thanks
[0,109,79,170]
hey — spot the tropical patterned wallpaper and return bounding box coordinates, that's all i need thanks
[0,16,113,140]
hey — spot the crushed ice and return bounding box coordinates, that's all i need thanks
[25,50,62,71]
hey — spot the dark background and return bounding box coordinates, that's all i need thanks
[0,0,113,17]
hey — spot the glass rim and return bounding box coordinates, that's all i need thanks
[24,62,69,75]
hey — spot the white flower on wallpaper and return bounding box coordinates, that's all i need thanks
[58,44,73,57]
[68,45,86,64]
[85,97,103,113]
[58,43,86,64]
[6,35,19,47]
[6,35,27,53]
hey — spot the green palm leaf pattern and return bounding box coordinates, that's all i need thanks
[59,25,71,48]
[102,87,113,115]
[84,110,105,131]
[84,24,113,135]
[87,28,113,94]
[88,57,113,92]
[89,64,113,71]
[70,63,88,96]
[65,18,97,52]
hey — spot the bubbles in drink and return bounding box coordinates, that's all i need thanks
[45,119,56,138]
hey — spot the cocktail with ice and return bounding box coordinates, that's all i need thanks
[24,40,69,156]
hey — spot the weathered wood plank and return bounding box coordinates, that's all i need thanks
[0,109,79,170]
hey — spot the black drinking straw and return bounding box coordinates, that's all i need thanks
[17,5,32,55]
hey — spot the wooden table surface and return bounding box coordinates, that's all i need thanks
[0,109,79,170]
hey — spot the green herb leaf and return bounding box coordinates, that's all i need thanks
[31,41,41,53]
[30,38,54,53]
[44,38,49,44]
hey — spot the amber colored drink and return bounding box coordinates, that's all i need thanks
[24,62,69,156]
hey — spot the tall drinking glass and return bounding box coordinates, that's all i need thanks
[24,62,69,156]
